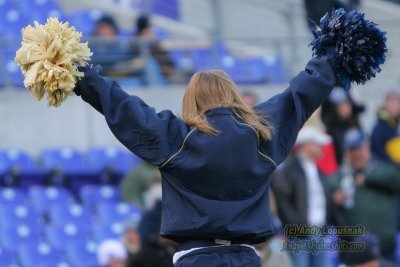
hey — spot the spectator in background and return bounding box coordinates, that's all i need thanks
[120,162,161,208]
[341,234,397,267]
[93,16,119,38]
[330,128,400,262]
[242,91,259,107]
[123,214,142,258]
[370,91,400,163]
[321,87,365,164]
[90,15,132,76]
[130,15,175,82]
[127,200,176,267]
[272,126,339,267]
[97,239,128,267]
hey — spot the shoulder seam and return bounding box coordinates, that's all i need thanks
[159,127,197,169]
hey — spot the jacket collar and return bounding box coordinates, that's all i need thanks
[205,107,233,117]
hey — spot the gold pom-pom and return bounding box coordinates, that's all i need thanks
[15,17,92,107]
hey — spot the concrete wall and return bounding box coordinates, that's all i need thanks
[0,79,394,155]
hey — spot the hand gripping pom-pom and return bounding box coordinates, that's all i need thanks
[15,18,92,107]
[310,9,387,90]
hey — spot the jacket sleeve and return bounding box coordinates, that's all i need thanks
[364,162,400,194]
[76,66,190,166]
[255,57,336,166]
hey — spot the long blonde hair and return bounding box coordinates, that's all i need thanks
[182,70,272,141]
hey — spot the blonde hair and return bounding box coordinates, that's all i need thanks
[182,70,272,141]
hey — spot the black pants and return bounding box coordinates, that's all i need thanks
[174,244,262,267]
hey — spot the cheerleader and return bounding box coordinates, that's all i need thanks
[73,9,386,267]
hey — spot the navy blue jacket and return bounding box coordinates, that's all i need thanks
[76,57,335,244]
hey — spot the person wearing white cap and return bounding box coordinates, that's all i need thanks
[272,126,340,267]
[97,239,128,267]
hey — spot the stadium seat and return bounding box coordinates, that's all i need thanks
[0,188,26,206]
[40,148,87,172]
[40,148,97,190]
[80,185,120,210]
[96,202,141,224]
[168,48,194,71]
[0,8,29,37]
[0,224,42,252]
[49,203,92,226]
[45,223,90,251]
[3,53,24,88]
[86,147,141,183]
[18,242,68,267]
[18,0,66,24]
[29,186,75,214]
[66,9,105,37]
[66,241,99,267]
[0,204,40,228]
[0,149,45,188]
[191,49,214,71]
[0,246,16,266]
[93,222,124,242]
[151,0,180,20]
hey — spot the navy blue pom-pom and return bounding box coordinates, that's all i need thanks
[311,8,387,90]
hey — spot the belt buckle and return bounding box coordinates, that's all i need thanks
[215,239,231,245]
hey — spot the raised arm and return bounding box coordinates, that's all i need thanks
[75,65,190,166]
[255,57,335,166]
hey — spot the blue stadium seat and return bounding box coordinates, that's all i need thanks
[93,222,124,242]
[0,224,42,252]
[66,241,99,267]
[49,203,92,226]
[86,147,140,173]
[0,149,45,188]
[66,9,105,37]
[40,148,97,189]
[191,49,214,71]
[40,148,87,172]
[0,204,40,228]
[29,186,75,214]
[97,202,141,224]
[0,8,29,37]
[86,147,141,183]
[4,54,25,88]
[0,188,26,206]
[151,0,180,20]
[80,185,120,210]
[18,0,66,24]
[18,242,68,267]
[0,246,16,266]
[18,0,59,12]
[168,48,193,71]
[46,223,90,251]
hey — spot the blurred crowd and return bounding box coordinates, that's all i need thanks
[100,86,400,267]
[267,87,400,267]
[88,14,189,87]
